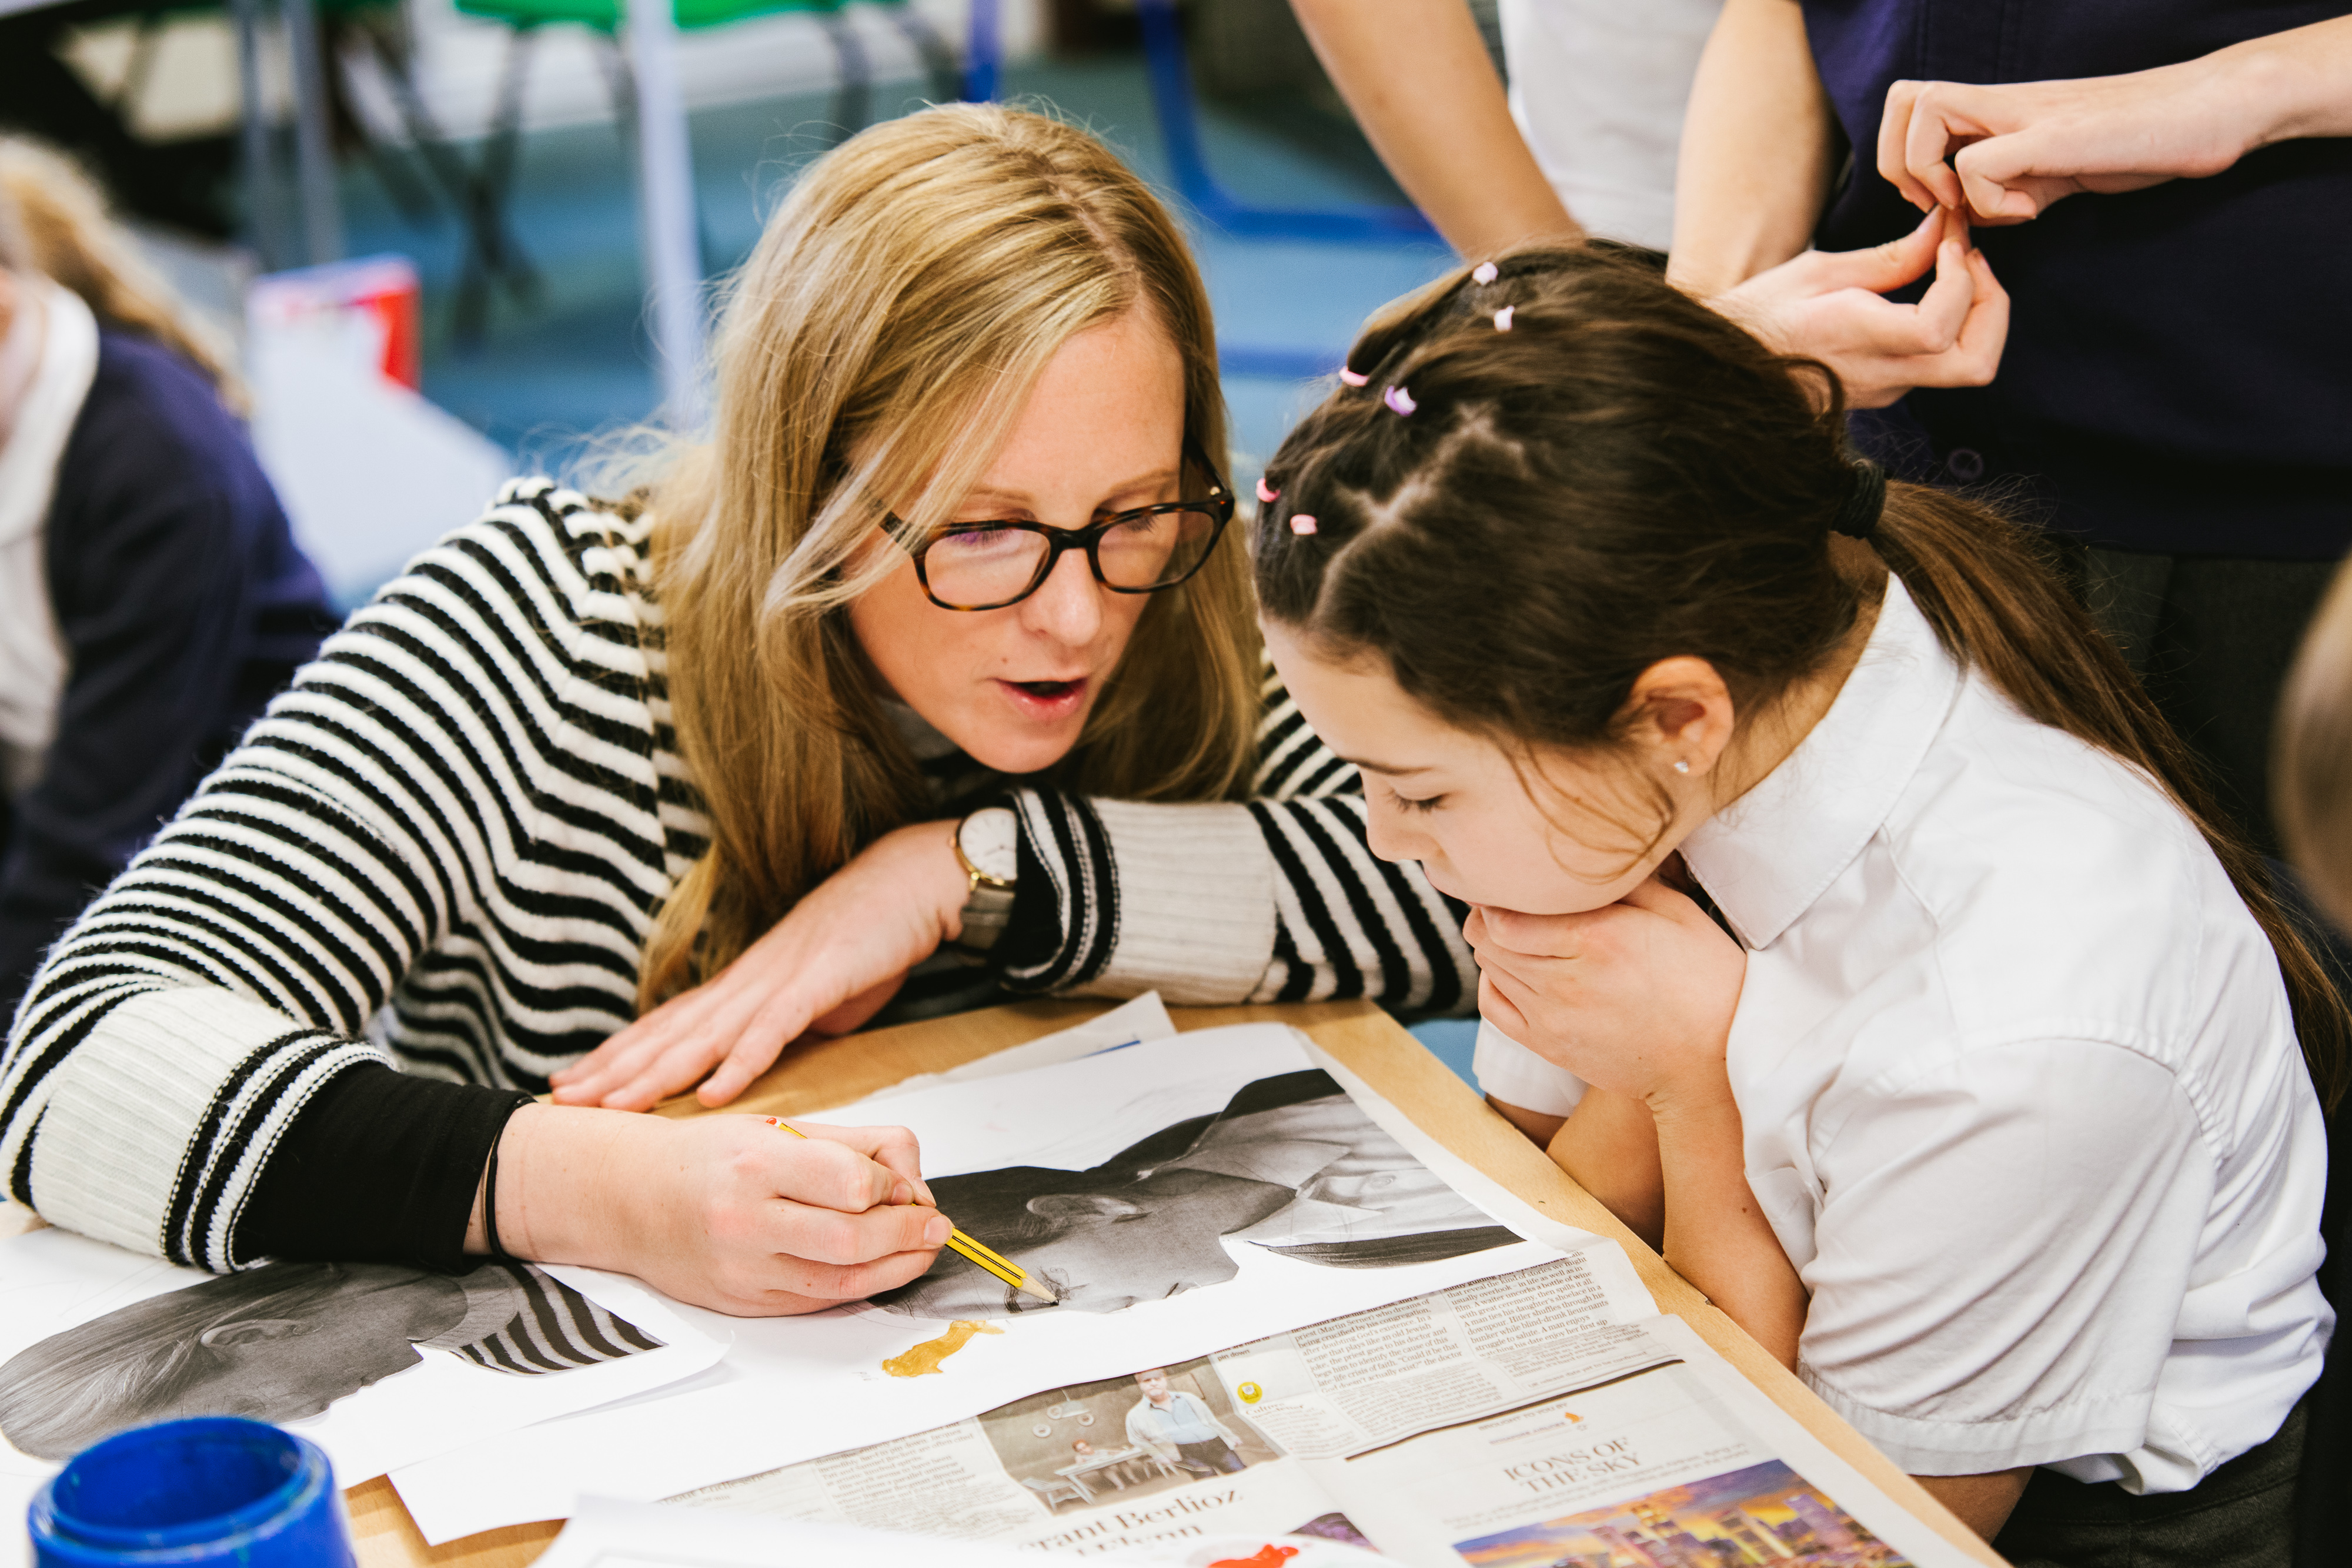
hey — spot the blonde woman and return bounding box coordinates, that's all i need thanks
[0,139,332,1023]
[2,106,1474,1316]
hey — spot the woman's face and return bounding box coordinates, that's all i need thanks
[848,308,1189,775]
[1263,623,1679,915]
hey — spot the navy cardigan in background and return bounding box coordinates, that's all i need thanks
[0,331,335,1020]
[1802,0,2352,560]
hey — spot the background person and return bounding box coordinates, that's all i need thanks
[1670,0,2352,853]
[1249,249,2338,1560]
[1289,0,1721,258]
[0,138,333,1021]
[2267,562,2352,1567]
[2,106,1478,1318]
[1127,1368,1246,1475]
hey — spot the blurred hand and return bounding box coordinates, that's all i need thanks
[1465,877,1747,1112]
[551,820,971,1111]
[1713,206,2009,408]
[496,1107,948,1316]
[1877,68,2260,225]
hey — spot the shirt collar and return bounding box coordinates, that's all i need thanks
[1680,574,1960,950]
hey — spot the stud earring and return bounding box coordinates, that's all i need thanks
[1672,760,1690,774]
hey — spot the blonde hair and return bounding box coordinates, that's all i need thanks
[635,104,1259,1008]
[2277,559,2352,934]
[0,136,245,410]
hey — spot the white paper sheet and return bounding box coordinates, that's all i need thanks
[859,992,1178,1102]
[538,1496,1408,1568]
[0,1232,726,1568]
[393,1025,1579,1543]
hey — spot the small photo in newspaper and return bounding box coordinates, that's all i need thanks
[1454,1456,1914,1568]
[978,1358,1285,1510]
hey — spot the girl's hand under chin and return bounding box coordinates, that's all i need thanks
[1465,873,1748,1111]
[550,819,972,1111]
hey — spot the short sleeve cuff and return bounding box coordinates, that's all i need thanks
[1799,1366,2155,1477]
[1473,1021,1587,1117]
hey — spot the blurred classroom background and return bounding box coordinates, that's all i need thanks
[0,0,1476,606]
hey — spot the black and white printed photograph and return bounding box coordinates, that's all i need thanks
[0,1259,664,1459]
[874,1069,1519,1319]
[976,1356,1282,1514]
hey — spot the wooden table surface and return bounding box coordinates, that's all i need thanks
[7,999,2005,1568]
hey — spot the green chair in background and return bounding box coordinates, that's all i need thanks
[426,0,962,341]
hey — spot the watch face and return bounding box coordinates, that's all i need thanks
[960,807,1020,882]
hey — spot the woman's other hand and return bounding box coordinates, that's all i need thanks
[1711,205,2009,409]
[551,820,971,1111]
[1464,877,1746,1112]
[487,1106,949,1316]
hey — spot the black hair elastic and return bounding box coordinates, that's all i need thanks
[482,1094,532,1262]
[1831,459,1886,541]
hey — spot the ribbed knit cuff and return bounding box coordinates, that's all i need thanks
[997,788,1274,1001]
[22,987,384,1270]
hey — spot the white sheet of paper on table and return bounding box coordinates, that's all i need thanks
[536,1496,1412,1568]
[391,1024,1625,1544]
[0,1238,725,1568]
[858,992,1178,1103]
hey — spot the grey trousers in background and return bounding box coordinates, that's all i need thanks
[2079,548,2343,858]
[1990,1399,2306,1568]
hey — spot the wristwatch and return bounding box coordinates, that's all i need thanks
[952,807,1020,954]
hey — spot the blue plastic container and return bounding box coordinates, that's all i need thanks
[27,1418,352,1568]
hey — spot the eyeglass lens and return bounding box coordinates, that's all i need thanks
[924,507,1224,609]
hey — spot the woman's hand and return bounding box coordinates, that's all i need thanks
[552,820,973,1111]
[1710,206,2009,409]
[1465,877,1747,1111]
[1875,16,2352,225]
[485,1105,950,1316]
[1879,63,2269,226]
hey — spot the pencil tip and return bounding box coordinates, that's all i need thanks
[1018,1276,1060,1304]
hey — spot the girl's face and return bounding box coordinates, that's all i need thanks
[1263,623,1699,915]
[849,308,1188,775]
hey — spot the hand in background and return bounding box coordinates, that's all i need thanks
[1877,70,2260,224]
[487,1107,948,1316]
[1876,17,2352,225]
[550,819,970,1111]
[1712,206,2008,408]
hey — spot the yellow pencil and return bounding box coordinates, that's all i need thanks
[761,1116,1060,1304]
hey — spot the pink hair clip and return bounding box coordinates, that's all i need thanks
[1494,306,1515,332]
[1382,385,1417,417]
[1471,261,1499,285]
[1289,514,1318,536]
[1254,477,1279,504]
[1338,367,1369,387]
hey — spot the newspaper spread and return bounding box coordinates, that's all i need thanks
[678,1249,1980,1568]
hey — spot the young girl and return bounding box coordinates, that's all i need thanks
[1,106,1474,1318]
[1250,248,2340,1561]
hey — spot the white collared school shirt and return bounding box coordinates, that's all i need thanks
[1475,575,2331,1492]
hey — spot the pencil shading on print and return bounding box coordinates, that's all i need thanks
[874,1069,1515,1319]
[0,1260,663,1459]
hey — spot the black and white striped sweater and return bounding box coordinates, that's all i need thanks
[0,482,1474,1274]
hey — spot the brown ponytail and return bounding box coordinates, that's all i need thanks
[1256,244,2348,1112]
